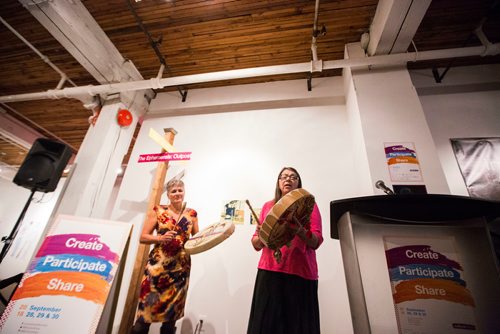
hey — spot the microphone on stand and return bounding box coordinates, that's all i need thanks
[375,180,395,195]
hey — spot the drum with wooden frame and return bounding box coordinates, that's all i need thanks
[259,188,315,261]
[185,221,235,254]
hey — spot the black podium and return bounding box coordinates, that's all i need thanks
[330,194,500,334]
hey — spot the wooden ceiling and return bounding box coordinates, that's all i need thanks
[0,0,499,172]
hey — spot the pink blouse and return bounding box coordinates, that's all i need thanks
[252,200,323,280]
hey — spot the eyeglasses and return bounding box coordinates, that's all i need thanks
[279,174,299,181]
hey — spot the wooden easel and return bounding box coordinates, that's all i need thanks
[118,128,177,333]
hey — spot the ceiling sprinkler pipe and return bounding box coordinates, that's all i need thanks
[324,45,499,69]
[0,16,77,88]
[311,41,319,62]
[311,0,321,62]
[0,43,498,103]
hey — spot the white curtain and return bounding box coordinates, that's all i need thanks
[451,137,500,201]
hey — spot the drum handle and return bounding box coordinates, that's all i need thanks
[178,201,187,219]
[245,200,261,225]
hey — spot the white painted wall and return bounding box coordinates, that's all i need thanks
[410,64,500,196]
[110,77,358,334]
[0,177,66,280]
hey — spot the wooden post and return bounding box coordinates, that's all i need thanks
[118,128,177,334]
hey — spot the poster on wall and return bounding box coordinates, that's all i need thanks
[0,215,132,334]
[219,200,261,225]
[384,142,424,183]
[384,236,478,334]
[220,200,246,224]
[451,137,500,201]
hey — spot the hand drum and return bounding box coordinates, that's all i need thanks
[185,221,235,255]
[259,188,315,251]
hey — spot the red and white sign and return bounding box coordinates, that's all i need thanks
[138,152,192,163]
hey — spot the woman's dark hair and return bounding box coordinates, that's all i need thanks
[273,167,302,203]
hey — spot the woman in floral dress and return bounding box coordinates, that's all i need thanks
[131,179,199,334]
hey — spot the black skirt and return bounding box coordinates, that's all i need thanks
[247,269,320,334]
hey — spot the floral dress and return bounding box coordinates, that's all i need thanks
[136,205,198,323]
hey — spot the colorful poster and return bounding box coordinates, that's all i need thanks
[220,200,247,225]
[0,215,132,334]
[385,142,423,182]
[384,236,478,333]
[218,200,262,225]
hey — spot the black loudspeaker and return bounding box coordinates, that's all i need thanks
[13,138,73,193]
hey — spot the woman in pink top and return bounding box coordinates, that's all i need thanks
[247,167,323,334]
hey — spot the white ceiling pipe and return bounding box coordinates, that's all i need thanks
[0,63,311,102]
[324,45,495,69]
[311,0,321,62]
[0,44,498,103]
[0,16,77,88]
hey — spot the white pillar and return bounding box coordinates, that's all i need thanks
[343,42,449,195]
[55,94,148,219]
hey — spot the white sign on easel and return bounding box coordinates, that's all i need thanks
[0,215,132,334]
